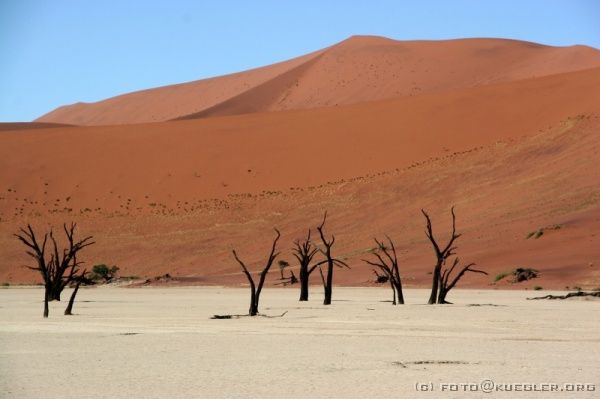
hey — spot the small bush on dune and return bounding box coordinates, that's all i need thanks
[526,224,562,240]
[91,264,119,283]
[494,268,539,283]
[513,268,538,282]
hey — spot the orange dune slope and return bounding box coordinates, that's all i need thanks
[2,66,600,288]
[36,36,600,125]
[1,113,599,288]
[9,66,600,207]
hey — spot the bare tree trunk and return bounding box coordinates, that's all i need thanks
[64,279,83,315]
[316,212,349,306]
[393,279,404,305]
[299,268,309,301]
[43,289,49,318]
[427,261,442,305]
[248,283,258,316]
[437,283,448,304]
[318,266,328,304]
[323,257,334,305]
[48,283,62,301]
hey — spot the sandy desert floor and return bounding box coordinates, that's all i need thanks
[1,287,598,398]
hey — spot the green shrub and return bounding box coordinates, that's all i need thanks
[91,264,119,283]
[494,271,510,282]
[533,286,543,290]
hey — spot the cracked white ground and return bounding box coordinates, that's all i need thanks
[1,287,598,398]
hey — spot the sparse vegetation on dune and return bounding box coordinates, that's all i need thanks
[494,268,539,284]
[526,224,562,239]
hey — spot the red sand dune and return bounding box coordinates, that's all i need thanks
[36,36,600,125]
[2,37,600,290]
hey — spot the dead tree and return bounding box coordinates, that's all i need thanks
[316,212,349,305]
[292,229,319,301]
[437,257,487,304]
[232,229,281,316]
[15,223,94,317]
[421,207,461,304]
[363,237,404,304]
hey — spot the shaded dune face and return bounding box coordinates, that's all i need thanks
[36,36,600,125]
[2,37,600,287]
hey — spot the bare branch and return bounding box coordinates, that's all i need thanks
[421,209,441,256]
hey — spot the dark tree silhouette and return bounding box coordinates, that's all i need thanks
[437,257,487,304]
[277,259,290,280]
[64,267,88,315]
[421,207,460,304]
[316,212,349,305]
[363,236,404,304]
[232,229,281,316]
[292,229,319,301]
[15,223,94,317]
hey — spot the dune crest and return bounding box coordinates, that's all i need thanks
[36,36,600,125]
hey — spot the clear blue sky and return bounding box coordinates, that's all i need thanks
[1,0,599,122]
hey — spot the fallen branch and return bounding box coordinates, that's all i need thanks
[527,291,600,300]
[211,311,288,319]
